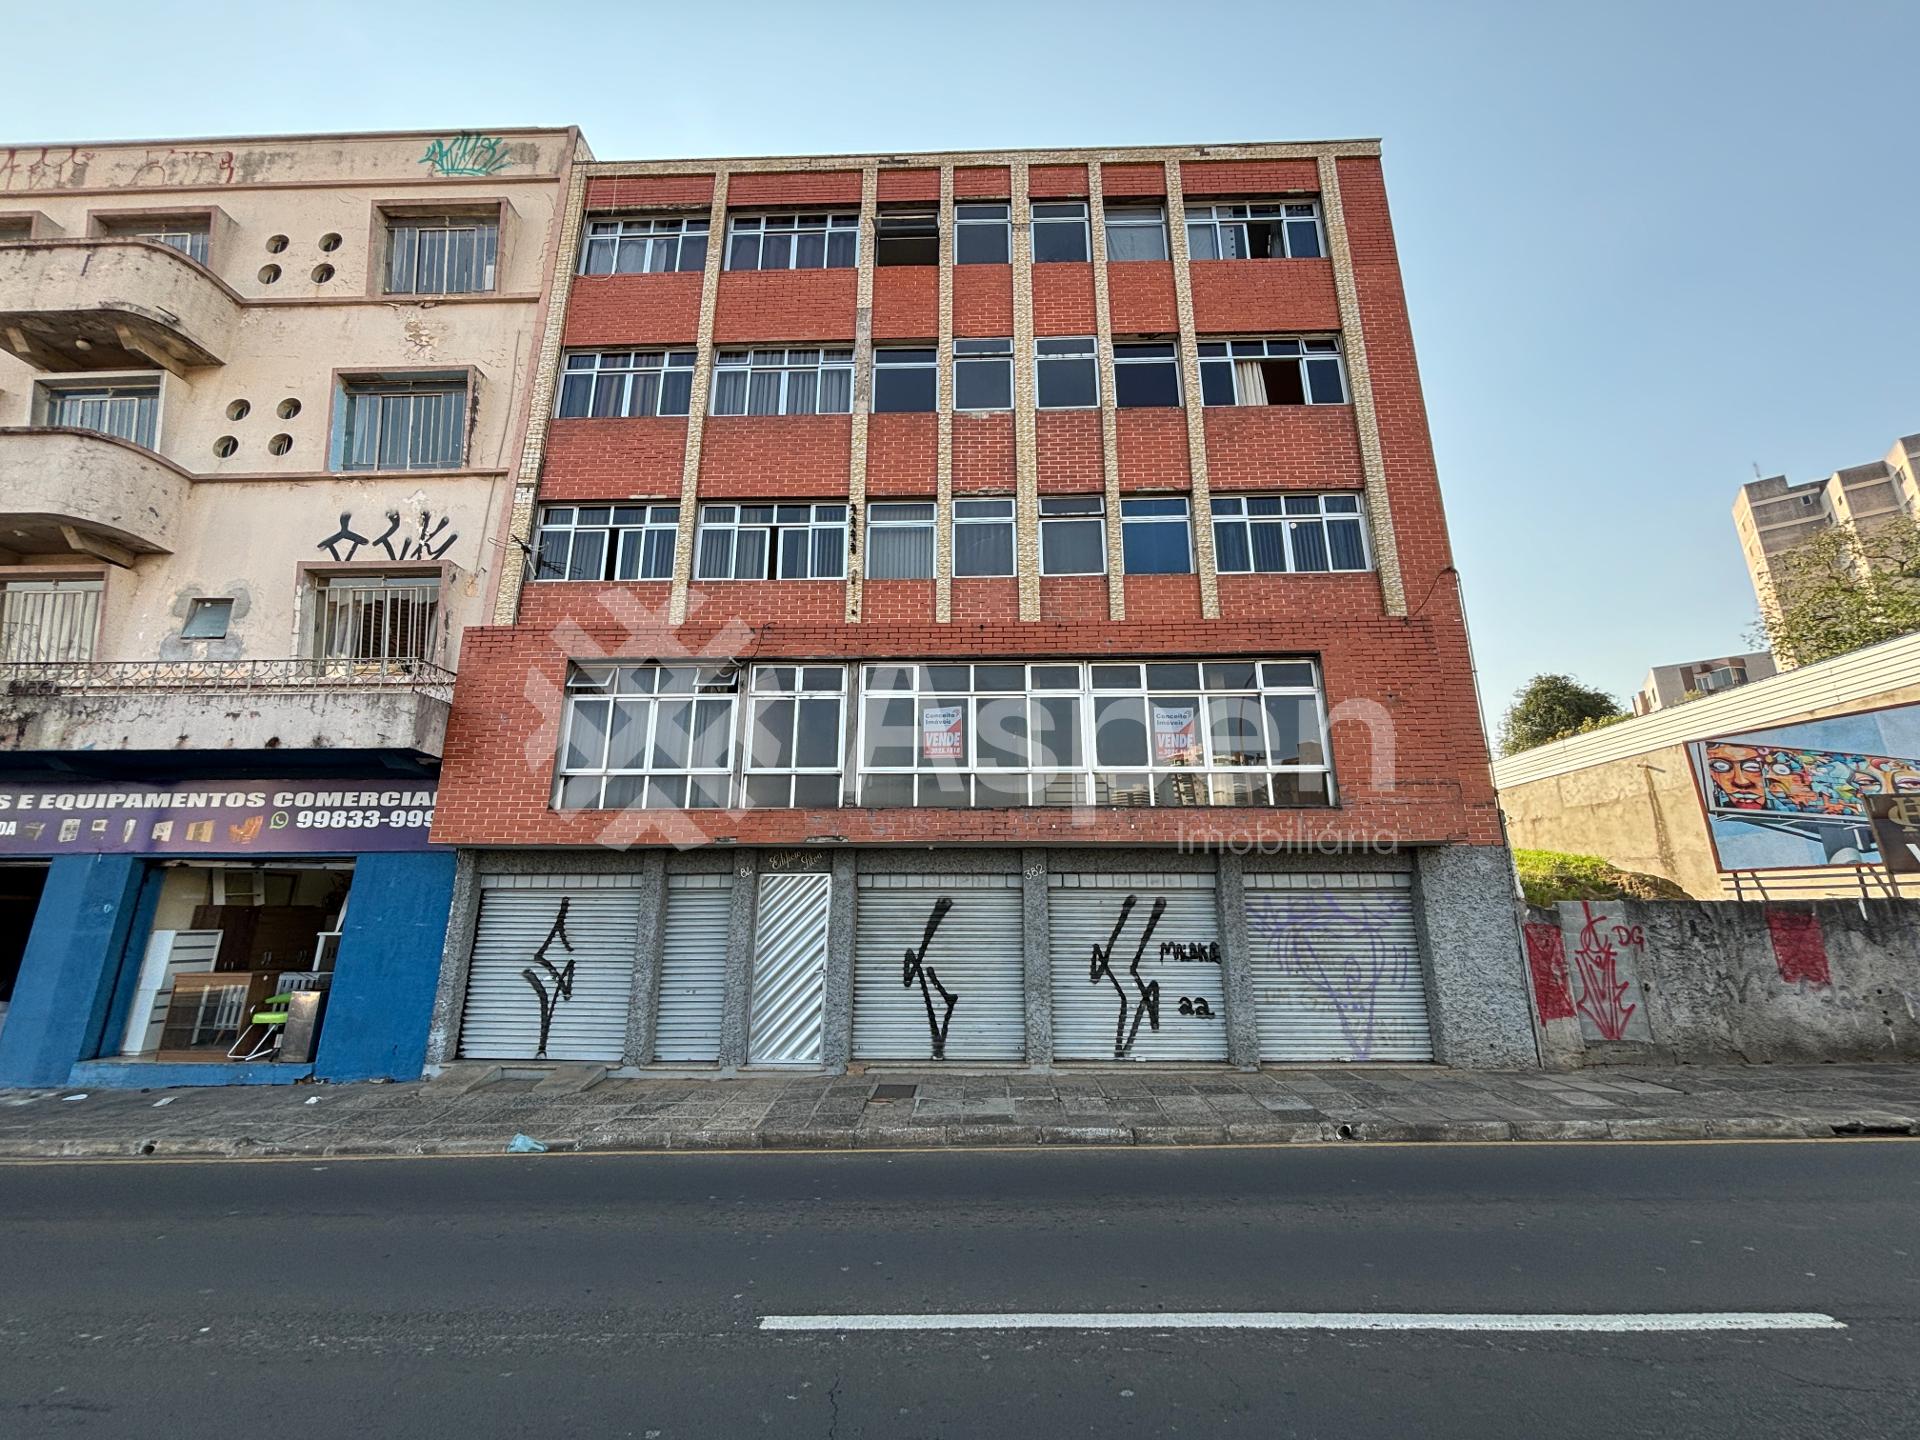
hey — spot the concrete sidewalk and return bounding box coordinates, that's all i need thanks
[3,1063,1919,1159]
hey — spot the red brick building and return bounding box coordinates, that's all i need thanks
[424,141,1537,1073]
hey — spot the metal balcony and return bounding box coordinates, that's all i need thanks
[0,239,243,372]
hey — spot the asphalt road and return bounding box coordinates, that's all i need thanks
[1,1142,1916,1439]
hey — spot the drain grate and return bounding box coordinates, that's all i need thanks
[1829,1121,1916,1137]
[870,1083,918,1103]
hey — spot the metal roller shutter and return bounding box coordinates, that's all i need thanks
[853,874,1025,1062]
[747,871,830,1066]
[654,875,733,1062]
[1246,872,1432,1061]
[458,885,640,1061]
[1048,873,1226,1062]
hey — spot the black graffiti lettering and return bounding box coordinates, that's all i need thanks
[1178,995,1215,1019]
[1088,894,1166,1059]
[1158,940,1221,964]
[520,897,576,1059]
[418,510,458,558]
[372,510,406,560]
[903,896,959,1059]
[317,512,369,562]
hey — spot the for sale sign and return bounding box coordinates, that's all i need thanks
[921,705,964,762]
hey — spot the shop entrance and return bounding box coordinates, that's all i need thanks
[0,864,49,1041]
[118,863,352,1064]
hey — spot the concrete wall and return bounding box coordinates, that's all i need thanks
[1521,897,1920,1068]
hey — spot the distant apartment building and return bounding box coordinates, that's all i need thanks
[1632,651,1777,716]
[1734,433,1920,621]
[0,128,584,1088]
[422,137,1538,1076]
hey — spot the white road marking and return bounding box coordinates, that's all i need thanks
[760,1311,1844,1333]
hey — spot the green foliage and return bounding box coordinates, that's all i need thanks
[1513,849,1690,907]
[1497,674,1626,756]
[1757,513,1920,665]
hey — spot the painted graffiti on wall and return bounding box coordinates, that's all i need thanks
[902,896,960,1060]
[1568,901,1651,1042]
[129,147,237,188]
[1523,921,1578,1023]
[520,898,576,1059]
[1089,894,1167,1059]
[420,133,515,178]
[317,510,460,562]
[1766,908,1832,988]
[1249,893,1423,1060]
[0,146,96,192]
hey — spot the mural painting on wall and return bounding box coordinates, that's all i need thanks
[521,898,576,1059]
[1689,703,1920,872]
[317,510,460,563]
[419,133,514,178]
[1249,894,1422,1059]
[902,896,960,1060]
[1566,901,1651,1042]
[1086,895,1221,1058]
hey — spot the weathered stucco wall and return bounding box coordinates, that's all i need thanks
[1501,741,1720,896]
[1521,897,1920,1068]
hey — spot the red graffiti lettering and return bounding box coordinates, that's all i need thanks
[1571,901,1639,1041]
[1766,909,1831,987]
[1523,922,1576,1022]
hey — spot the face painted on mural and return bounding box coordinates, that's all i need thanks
[1706,746,1769,809]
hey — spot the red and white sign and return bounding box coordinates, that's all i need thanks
[922,705,964,762]
[1153,702,1199,765]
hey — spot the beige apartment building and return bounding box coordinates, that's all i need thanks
[1734,432,1920,623]
[0,128,586,1090]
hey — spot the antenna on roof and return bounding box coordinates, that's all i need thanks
[1753,462,1763,479]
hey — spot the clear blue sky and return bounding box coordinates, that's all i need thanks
[8,1,1917,722]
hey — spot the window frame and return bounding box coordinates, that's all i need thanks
[1120,496,1194,576]
[709,347,854,417]
[1103,203,1169,262]
[1038,495,1108,577]
[1112,341,1182,409]
[953,336,1014,412]
[1030,200,1091,263]
[874,209,939,267]
[533,503,681,583]
[951,497,1016,578]
[1211,492,1371,575]
[742,664,850,809]
[332,371,471,473]
[872,346,939,414]
[1035,336,1099,410]
[692,502,848,582]
[384,212,500,296]
[1198,336,1349,407]
[180,597,234,640]
[864,501,938,580]
[36,374,162,449]
[555,663,741,812]
[557,349,696,419]
[725,212,859,271]
[578,214,709,276]
[1184,200,1325,261]
[954,202,1011,265]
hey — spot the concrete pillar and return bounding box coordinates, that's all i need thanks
[0,854,149,1088]
[1021,847,1051,1066]
[819,850,857,1072]
[715,851,759,1068]
[1215,851,1258,1069]
[315,850,459,1083]
[1411,844,1539,1068]
[622,853,668,1067]
[422,849,482,1069]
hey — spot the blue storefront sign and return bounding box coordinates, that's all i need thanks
[0,781,438,856]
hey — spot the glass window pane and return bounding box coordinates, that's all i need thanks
[606,700,647,769]
[868,523,935,580]
[1114,361,1180,408]
[953,518,1014,577]
[873,368,937,413]
[861,696,916,769]
[734,528,769,579]
[691,699,733,769]
[1214,520,1250,573]
[1037,356,1097,409]
[955,225,1009,264]
[1250,522,1288,573]
[954,358,1012,411]
[1291,520,1330,572]
[811,524,845,579]
[918,698,968,768]
[1093,695,1148,767]
[1032,695,1082,767]
[1304,358,1345,403]
[1107,224,1167,262]
[1208,695,1266,767]
[795,698,841,768]
[1186,222,1218,260]
[1122,519,1191,575]
[650,699,693,768]
[1265,694,1326,767]
[974,697,1027,767]
[751,698,795,768]
[1328,518,1366,570]
[564,698,610,770]
[1199,360,1235,407]
[1150,697,1203,766]
[566,529,607,582]
[1042,518,1104,575]
[1032,222,1088,263]
[861,773,914,807]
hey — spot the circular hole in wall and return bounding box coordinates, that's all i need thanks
[226,399,250,422]
[267,433,293,456]
[212,436,238,459]
[311,263,335,285]
[277,398,301,420]
[258,264,281,284]
[265,235,289,254]
[318,233,342,252]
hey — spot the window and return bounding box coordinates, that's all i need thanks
[337,376,467,471]
[534,504,679,581]
[954,337,1012,411]
[1199,338,1347,406]
[386,214,498,295]
[854,659,1332,808]
[1036,336,1097,409]
[955,203,1010,264]
[1185,201,1323,260]
[726,213,857,270]
[744,665,847,808]
[1113,342,1180,408]
[557,351,695,418]
[694,503,846,580]
[1040,496,1105,575]
[876,210,938,266]
[1212,493,1369,573]
[0,579,102,663]
[579,215,708,275]
[102,216,209,265]
[40,380,159,448]
[866,502,936,579]
[952,498,1015,577]
[873,347,937,413]
[1104,204,1168,261]
[556,664,738,811]
[1031,201,1090,263]
[311,574,439,663]
[0,218,31,243]
[1121,498,1192,574]
[180,598,233,640]
[712,348,853,416]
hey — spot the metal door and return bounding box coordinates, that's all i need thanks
[747,871,830,1066]
[1048,873,1226,1061]
[654,874,732,1062]
[853,874,1024,1061]
[1246,872,1432,1061]
[458,883,639,1061]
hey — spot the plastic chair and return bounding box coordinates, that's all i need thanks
[227,992,294,1062]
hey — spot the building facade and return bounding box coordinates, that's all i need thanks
[424,140,1537,1074]
[1632,651,1777,715]
[1734,433,1920,626]
[0,128,584,1087]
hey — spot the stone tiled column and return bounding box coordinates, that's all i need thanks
[622,853,669,1067]
[1009,160,1041,622]
[845,164,879,624]
[934,163,957,623]
[1163,159,1221,621]
[1085,160,1127,620]
[666,169,733,626]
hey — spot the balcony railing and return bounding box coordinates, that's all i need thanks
[0,657,456,701]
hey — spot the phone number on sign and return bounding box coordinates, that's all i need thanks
[292,808,435,830]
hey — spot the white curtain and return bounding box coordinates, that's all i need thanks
[1234,361,1268,406]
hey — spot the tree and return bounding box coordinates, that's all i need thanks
[1497,674,1626,756]
[1757,514,1920,666]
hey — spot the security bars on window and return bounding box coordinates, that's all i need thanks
[42,382,159,448]
[557,351,695,418]
[534,505,679,581]
[387,216,498,295]
[338,379,467,471]
[1212,494,1369,573]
